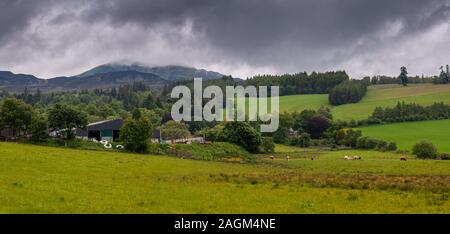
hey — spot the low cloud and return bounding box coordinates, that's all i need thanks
[0,0,449,79]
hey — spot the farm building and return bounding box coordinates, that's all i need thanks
[76,119,123,142]
[0,128,14,141]
[151,129,161,143]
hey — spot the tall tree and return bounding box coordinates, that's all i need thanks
[119,116,153,153]
[143,93,155,109]
[0,98,34,137]
[439,65,449,84]
[399,66,408,86]
[48,104,88,139]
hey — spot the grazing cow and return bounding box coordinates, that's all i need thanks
[400,157,407,161]
[286,156,290,161]
[353,156,361,160]
[269,156,275,160]
[344,155,352,160]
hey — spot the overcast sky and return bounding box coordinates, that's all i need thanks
[1,0,449,79]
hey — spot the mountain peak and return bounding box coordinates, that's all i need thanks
[77,63,224,81]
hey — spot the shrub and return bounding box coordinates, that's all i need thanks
[222,121,262,153]
[119,116,153,153]
[203,124,224,142]
[336,129,362,147]
[376,140,388,150]
[310,139,328,147]
[412,140,438,159]
[160,120,191,140]
[147,143,169,155]
[171,142,251,161]
[438,153,450,160]
[305,114,331,139]
[260,137,275,153]
[386,142,398,151]
[356,136,389,150]
[288,133,311,147]
[356,136,368,149]
[29,114,48,142]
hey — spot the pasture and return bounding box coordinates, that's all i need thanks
[359,119,450,153]
[0,142,449,213]
[275,83,450,120]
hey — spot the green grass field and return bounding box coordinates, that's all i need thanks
[0,142,449,213]
[359,119,450,153]
[276,83,450,120]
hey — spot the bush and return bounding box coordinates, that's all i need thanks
[412,140,438,159]
[305,114,331,139]
[288,133,311,147]
[336,128,361,147]
[29,114,48,142]
[386,142,398,151]
[203,124,225,142]
[170,142,251,161]
[356,136,375,149]
[310,139,329,147]
[438,153,450,160]
[376,140,388,150]
[260,137,275,153]
[356,136,387,150]
[160,120,191,140]
[119,116,153,153]
[222,122,262,153]
[147,143,169,155]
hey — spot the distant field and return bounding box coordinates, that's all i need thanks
[275,83,450,120]
[359,119,450,153]
[0,143,449,213]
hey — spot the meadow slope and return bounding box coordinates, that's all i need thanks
[0,143,449,213]
[276,83,450,120]
[359,119,450,153]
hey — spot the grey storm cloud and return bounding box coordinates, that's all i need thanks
[0,0,450,78]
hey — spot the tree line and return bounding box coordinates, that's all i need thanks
[0,82,167,124]
[244,71,349,96]
[368,65,449,85]
[166,71,350,97]
[370,102,450,124]
[0,98,87,141]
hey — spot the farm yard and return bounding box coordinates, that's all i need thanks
[0,142,449,213]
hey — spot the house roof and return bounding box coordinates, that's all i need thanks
[152,129,161,139]
[87,119,124,131]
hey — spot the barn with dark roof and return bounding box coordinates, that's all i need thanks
[76,119,123,142]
